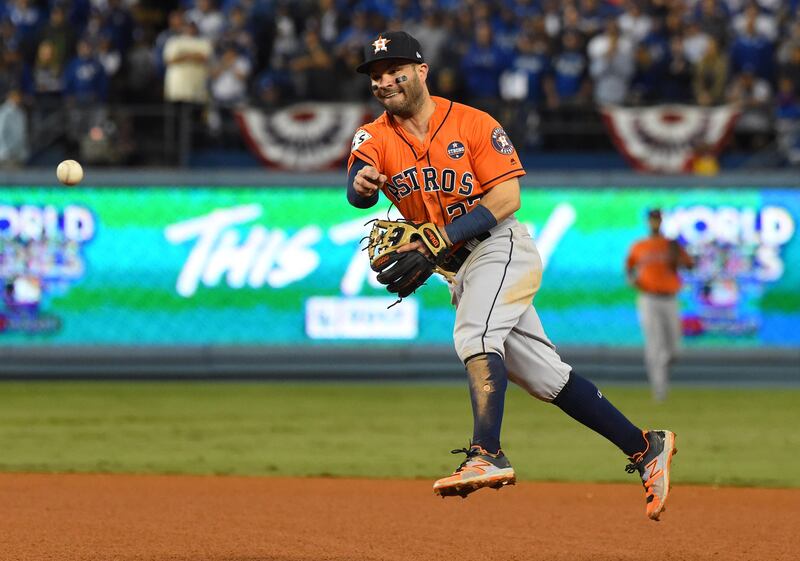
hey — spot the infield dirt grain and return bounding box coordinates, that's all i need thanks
[0,474,795,561]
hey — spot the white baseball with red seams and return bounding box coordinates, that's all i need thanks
[56,160,84,186]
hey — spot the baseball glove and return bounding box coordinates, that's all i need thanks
[366,220,450,299]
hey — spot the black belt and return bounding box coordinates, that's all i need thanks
[437,231,490,274]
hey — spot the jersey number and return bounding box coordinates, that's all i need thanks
[446,195,483,219]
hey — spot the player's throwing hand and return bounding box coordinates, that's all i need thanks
[353,165,387,197]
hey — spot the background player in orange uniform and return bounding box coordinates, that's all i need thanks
[626,208,695,402]
[347,31,676,520]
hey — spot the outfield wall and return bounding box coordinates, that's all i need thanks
[1,169,798,381]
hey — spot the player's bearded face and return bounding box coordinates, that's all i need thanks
[371,64,424,118]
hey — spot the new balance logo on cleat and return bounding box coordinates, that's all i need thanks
[626,430,677,521]
[433,445,516,498]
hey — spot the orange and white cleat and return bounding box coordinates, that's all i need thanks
[626,430,678,521]
[433,445,516,498]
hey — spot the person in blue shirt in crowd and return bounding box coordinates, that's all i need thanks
[730,10,775,82]
[64,39,107,104]
[506,31,551,106]
[630,43,663,104]
[490,4,521,53]
[462,20,511,101]
[549,30,590,108]
[103,0,134,54]
[7,0,43,60]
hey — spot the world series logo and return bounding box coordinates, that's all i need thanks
[0,204,95,334]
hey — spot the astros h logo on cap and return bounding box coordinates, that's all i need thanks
[356,31,425,74]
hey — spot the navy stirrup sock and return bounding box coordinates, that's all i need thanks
[553,371,646,457]
[465,353,508,455]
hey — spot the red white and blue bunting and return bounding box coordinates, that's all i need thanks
[601,104,740,173]
[236,103,371,170]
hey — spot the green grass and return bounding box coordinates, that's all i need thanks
[0,382,797,487]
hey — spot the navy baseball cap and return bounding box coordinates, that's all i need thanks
[356,31,425,74]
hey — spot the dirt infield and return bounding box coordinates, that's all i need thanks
[1,474,796,561]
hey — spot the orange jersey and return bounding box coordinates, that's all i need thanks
[347,96,525,225]
[626,237,690,295]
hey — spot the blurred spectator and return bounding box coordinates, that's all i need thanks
[432,65,466,102]
[97,34,123,98]
[104,0,135,54]
[500,33,551,105]
[541,0,562,41]
[775,75,800,119]
[693,37,728,106]
[219,5,256,62]
[23,40,63,104]
[253,70,293,108]
[406,9,448,69]
[629,43,662,104]
[64,39,108,105]
[0,47,25,101]
[560,4,585,40]
[732,1,778,43]
[126,28,158,103]
[154,9,185,76]
[492,4,523,52]
[775,76,800,164]
[727,69,773,143]
[82,10,107,48]
[210,44,251,104]
[462,21,510,101]
[333,43,370,102]
[730,6,775,81]
[778,43,800,94]
[7,0,42,61]
[661,36,693,102]
[682,21,711,65]
[336,8,372,54]
[641,16,670,73]
[777,19,800,64]
[37,4,76,70]
[695,0,729,47]
[0,89,28,168]
[618,0,653,44]
[289,28,335,101]
[162,20,212,104]
[64,40,109,154]
[66,0,91,31]
[316,0,341,45]
[578,0,611,39]
[187,0,225,41]
[270,2,301,66]
[548,30,591,108]
[588,20,635,105]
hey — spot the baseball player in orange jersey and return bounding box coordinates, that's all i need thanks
[346,31,677,520]
[626,208,695,402]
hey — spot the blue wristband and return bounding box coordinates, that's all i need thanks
[347,158,379,209]
[444,204,498,244]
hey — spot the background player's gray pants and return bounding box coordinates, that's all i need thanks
[636,293,682,401]
[449,217,571,402]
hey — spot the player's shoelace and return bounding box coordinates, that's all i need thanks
[624,461,641,474]
[450,447,482,471]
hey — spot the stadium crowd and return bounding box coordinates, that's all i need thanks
[1,0,800,166]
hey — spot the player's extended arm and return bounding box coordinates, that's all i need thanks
[442,177,521,245]
[347,158,384,208]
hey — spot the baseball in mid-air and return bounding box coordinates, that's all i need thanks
[56,159,84,186]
